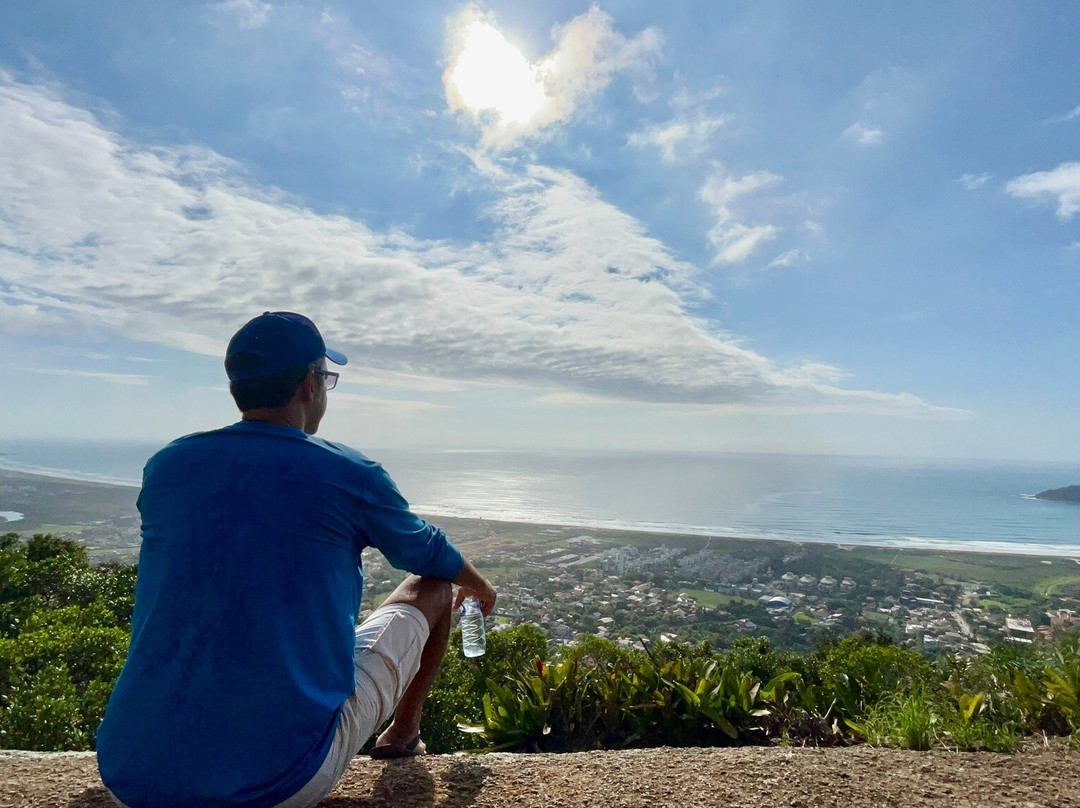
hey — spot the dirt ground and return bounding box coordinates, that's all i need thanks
[1,744,1078,808]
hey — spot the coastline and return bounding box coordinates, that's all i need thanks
[3,465,1080,560]
[418,506,1080,559]
[0,459,142,489]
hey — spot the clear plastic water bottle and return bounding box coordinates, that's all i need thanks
[460,596,486,658]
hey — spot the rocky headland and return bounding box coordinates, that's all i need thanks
[1036,485,1080,504]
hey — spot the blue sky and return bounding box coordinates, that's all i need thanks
[1,1,1078,460]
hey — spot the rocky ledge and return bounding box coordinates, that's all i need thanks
[2,744,1079,808]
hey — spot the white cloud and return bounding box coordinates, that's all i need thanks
[444,6,663,149]
[846,68,922,145]
[766,249,802,269]
[339,370,466,394]
[0,300,60,334]
[0,75,963,419]
[0,294,89,336]
[210,0,272,30]
[331,392,447,414]
[626,113,729,164]
[1045,104,1080,124]
[701,171,784,211]
[671,84,727,111]
[801,219,826,240]
[316,9,393,84]
[956,173,991,190]
[843,122,883,145]
[781,361,850,385]
[1005,162,1080,219]
[699,169,782,264]
[312,8,410,117]
[710,223,779,265]
[26,369,150,386]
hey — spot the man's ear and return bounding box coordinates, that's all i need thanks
[297,370,317,403]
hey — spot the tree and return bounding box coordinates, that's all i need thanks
[0,534,135,750]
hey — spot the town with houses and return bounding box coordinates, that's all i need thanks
[357,523,1080,656]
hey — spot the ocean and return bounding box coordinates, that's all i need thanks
[1,438,1079,556]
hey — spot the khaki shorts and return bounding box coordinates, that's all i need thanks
[274,602,429,808]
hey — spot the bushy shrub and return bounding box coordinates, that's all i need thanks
[1045,631,1080,734]
[463,631,1080,753]
[463,641,782,752]
[414,623,549,754]
[944,634,1080,736]
[0,664,88,750]
[0,534,134,750]
[856,688,1018,752]
[721,636,805,684]
[859,689,939,750]
[816,635,934,713]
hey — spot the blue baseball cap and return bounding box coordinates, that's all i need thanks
[225,311,348,381]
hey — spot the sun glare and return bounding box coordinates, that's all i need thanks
[449,21,546,125]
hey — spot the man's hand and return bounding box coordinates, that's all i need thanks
[454,579,497,617]
[452,559,498,617]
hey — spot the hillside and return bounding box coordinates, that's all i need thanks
[2,745,1078,808]
[1036,485,1080,504]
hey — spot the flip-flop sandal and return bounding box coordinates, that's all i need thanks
[370,735,426,759]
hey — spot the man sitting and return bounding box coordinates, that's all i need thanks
[98,311,496,808]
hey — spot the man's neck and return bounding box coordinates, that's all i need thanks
[242,408,307,432]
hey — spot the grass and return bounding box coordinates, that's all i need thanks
[677,589,757,609]
[862,690,938,750]
[980,595,1039,614]
[861,609,892,626]
[479,564,535,584]
[88,547,140,564]
[859,689,1020,752]
[25,524,86,535]
[1037,575,1080,598]
[854,547,1068,594]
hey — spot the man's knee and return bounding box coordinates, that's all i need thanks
[416,576,452,627]
[382,575,451,630]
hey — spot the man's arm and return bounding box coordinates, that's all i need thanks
[452,558,497,617]
[351,461,497,614]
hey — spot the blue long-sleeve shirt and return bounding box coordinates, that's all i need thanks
[97,421,464,808]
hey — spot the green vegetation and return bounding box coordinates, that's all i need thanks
[2,530,1078,758]
[408,623,550,754]
[849,546,1067,597]
[677,589,756,609]
[1035,485,1080,504]
[0,470,140,556]
[1037,576,1080,598]
[0,533,135,750]
[460,631,1080,753]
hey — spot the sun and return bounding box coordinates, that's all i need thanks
[447,21,546,126]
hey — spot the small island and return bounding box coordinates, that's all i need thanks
[1035,484,1080,503]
